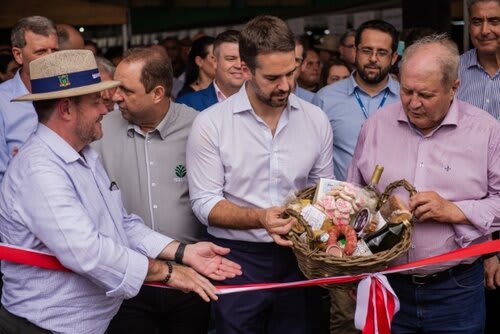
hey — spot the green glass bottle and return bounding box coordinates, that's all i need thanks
[363,221,406,253]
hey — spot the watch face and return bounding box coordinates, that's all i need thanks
[351,208,371,236]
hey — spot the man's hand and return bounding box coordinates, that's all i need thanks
[258,207,296,247]
[145,258,219,301]
[168,264,219,302]
[183,242,242,280]
[484,255,500,290]
[409,191,468,224]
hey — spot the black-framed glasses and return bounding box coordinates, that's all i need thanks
[358,47,391,58]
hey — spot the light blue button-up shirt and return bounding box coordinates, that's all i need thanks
[312,74,400,181]
[295,86,315,103]
[187,84,334,243]
[0,124,173,334]
[0,70,38,182]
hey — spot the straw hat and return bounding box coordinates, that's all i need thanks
[12,49,120,102]
[315,34,340,52]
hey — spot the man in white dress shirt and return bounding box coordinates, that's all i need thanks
[187,15,334,334]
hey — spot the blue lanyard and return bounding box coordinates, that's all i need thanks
[353,88,389,119]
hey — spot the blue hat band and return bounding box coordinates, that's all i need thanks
[31,68,101,94]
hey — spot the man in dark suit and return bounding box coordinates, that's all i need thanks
[176,30,245,111]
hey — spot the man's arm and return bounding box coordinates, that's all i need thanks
[450,128,500,245]
[13,164,149,299]
[208,201,294,246]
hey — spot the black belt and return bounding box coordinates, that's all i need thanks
[392,259,481,285]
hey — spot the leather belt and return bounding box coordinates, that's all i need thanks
[392,259,481,285]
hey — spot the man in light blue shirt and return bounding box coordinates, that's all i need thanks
[313,20,400,182]
[0,16,59,183]
[187,16,334,334]
[312,19,400,334]
[293,37,316,103]
[0,50,241,334]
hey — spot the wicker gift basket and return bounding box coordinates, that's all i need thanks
[284,179,417,283]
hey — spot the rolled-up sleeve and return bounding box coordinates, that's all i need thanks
[11,164,148,299]
[186,112,225,226]
[453,131,500,246]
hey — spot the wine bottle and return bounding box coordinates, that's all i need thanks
[363,221,407,253]
[362,164,384,212]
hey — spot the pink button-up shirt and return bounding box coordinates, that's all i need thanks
[347,99,500,274]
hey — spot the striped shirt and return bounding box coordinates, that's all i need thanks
[457,49,500,120]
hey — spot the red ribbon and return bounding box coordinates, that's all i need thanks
[2,239,500,334]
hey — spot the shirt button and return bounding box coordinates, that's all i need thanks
[419,162,424,167]
[486,99,490,103]
[150,161,154,165]
[152,182,156,187]
[411,244,416,249]
[153,204,158,209]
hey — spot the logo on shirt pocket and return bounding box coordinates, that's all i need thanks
[174,164,186,182]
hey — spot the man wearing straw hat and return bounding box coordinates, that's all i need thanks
[0,49,241,334]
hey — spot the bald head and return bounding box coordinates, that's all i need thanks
[56,23,84,50]
[400,33,459,88]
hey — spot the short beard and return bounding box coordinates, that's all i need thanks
[356,63,392,85]
[251,80,290,108]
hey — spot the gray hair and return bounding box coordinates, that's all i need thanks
[400,33,459,88]
[11,16,57,48]
[467,0,500,15]
[95,56,116,77]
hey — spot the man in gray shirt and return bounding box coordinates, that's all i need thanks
[93,46,208,334]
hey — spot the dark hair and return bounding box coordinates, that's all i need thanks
[355,19,399,53]
[33,96,82,124]
[11,16,56,48]
[320,58,350,87]
[123,47,173,97]
[340,29,356,46]
[214,30,240,56]
[239,15,295,72]
[294,35,308,63]
[182,35,215,88]
[404,27,437,48]
[0,54,15,74]
[84,39,100,54]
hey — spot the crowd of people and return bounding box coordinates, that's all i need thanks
[0,0,499,333]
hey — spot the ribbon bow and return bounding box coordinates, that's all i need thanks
[355,273,399,334]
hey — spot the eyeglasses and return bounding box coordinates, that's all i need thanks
[358,47,391,58]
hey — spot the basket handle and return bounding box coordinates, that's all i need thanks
[281,208,316,246]
[376,179,418,211]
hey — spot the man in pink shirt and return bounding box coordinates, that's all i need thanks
[347,34,500,334]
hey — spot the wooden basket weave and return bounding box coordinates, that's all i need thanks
[285,179,417,281]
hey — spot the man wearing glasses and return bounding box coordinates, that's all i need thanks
[339,29,357,72]
[312,19,400,334]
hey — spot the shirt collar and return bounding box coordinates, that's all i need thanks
[396,99,459,136]
[213,80,227,102]
[37,123,97,166]
[347,71,399,96]
[464,49,480,69]
[232,82,300,114]
[12,69,30,97]
[126,103,175,140]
